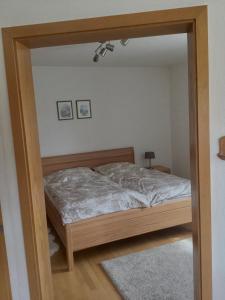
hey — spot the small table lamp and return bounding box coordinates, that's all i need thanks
[145,151,155,169]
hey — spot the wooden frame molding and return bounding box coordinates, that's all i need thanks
[2,6,211,300]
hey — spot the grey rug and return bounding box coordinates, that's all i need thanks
[101,239,193,300]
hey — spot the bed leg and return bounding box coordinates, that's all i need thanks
[66,247,74,271]
[65,224,74,271]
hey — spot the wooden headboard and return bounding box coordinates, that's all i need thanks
[42,147,134,176]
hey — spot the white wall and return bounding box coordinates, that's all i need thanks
[33,66,172,168]
[170,64,190,178]
[0,1,225,300]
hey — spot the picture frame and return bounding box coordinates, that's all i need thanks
[56,100,74,120]
[76,100,92,119]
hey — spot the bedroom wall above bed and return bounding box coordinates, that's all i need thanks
[33,66,172,167]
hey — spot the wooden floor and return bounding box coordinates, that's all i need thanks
[51,226,192,300]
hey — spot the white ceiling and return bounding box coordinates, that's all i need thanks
[31,34,187,67]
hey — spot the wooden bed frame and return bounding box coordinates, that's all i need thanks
[42,147,192,271]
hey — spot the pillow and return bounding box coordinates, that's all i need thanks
[44,167,94,185]
[94,162,139,177]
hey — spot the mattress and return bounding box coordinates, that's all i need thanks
[44,167,146,224]
[94,162,191,206]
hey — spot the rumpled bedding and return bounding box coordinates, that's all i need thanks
[94,162,191,206]
[44,167,146,224]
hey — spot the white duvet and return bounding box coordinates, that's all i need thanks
[44,167,146,224]
[94,162,191,206]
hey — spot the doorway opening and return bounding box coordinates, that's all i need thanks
[2,6,211,300]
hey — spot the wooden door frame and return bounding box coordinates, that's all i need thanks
[2,5,211,300]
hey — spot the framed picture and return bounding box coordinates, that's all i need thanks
[56,100,74,120]
[76,100,92,119]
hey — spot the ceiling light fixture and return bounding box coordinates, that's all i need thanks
[99,47,108,57]
[120,39,129,46]
[93,39,129,62]
[93,53,99,62]
[106,42,115,52]
[93,43,103,62]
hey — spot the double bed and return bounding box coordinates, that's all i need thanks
[42,147,192,271]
